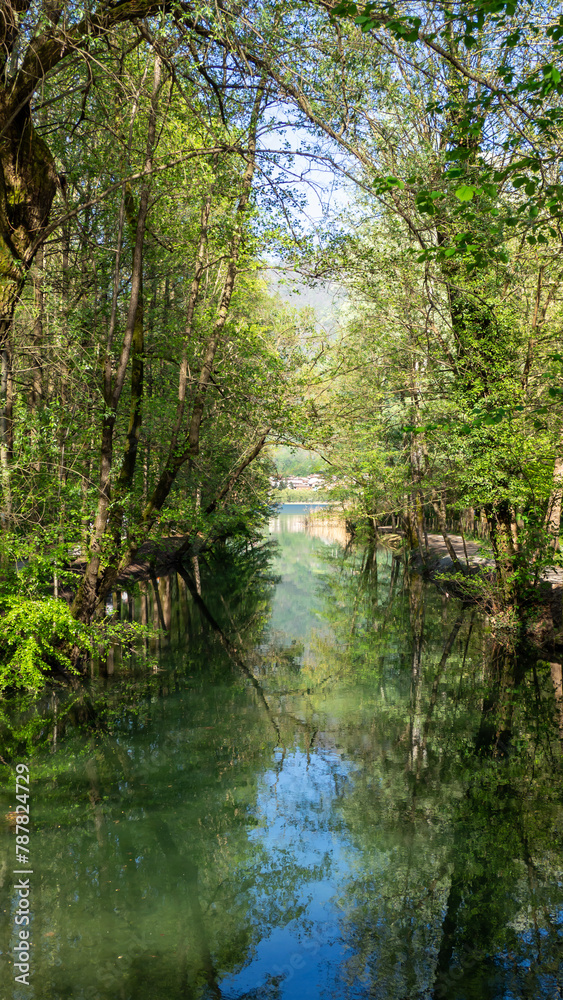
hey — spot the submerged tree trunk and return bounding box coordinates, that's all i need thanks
[550,661,563,743]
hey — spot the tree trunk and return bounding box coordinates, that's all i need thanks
[486,502,517,608]
[430,495,465,574]
[0,339,12,525]
[0,97,58,339]
[403,493,419,550]
[30,245,44,469]
[71,56,162,625]
[140,78,266,533]
[545,446,563,551]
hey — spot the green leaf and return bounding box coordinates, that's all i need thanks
[384,175,405,189]
[455,185,476,201]
[332,1,359,15]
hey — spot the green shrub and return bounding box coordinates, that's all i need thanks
[0,598,91,693]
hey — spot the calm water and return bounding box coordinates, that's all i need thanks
[1,515,562,999]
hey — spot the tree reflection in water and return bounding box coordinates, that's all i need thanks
[0,521,561,999]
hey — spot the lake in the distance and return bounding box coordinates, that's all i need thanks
[0,513,562,999]
[276,502,332,513]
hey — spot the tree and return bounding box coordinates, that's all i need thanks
[286,0,563,613]
[0,7,318,679]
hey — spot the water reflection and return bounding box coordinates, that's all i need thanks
[269,512,350,548]
[0,519,562,999]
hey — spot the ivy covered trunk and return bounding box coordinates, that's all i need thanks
[0,96,59,520]
[486,502,519,610]
[0,98,58,331]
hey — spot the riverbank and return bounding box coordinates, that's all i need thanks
[414,531,563,651]
[29,513,563,660]
[344,522,563,652]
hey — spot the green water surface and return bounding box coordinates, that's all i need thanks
[1,515,562,999]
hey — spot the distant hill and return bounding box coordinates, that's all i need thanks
[271,445,327,477]
[265,271,338,477]
[266,269,345,333]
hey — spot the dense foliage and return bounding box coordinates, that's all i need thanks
[310,0,563,614]
[2,0,563,683]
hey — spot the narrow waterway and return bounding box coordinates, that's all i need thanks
[1,513,562,999]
